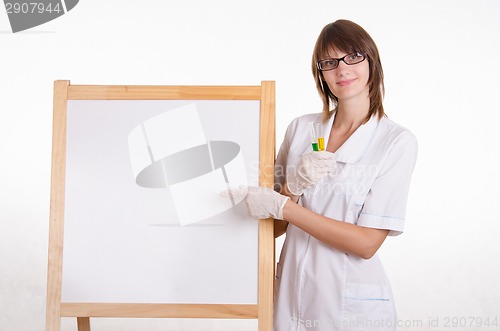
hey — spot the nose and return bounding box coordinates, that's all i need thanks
[335,60,350,75]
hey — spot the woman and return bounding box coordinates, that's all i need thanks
[245,19,418,330]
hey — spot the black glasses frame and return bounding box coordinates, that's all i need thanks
[316,52,367,71]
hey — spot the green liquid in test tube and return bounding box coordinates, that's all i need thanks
[312,142,319,151]
[309,122,320,151]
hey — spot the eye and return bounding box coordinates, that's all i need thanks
[320,59,337,69]
[348,53,360,60]
[344,52,365,65]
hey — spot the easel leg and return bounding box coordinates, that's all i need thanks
[77,317,90,331]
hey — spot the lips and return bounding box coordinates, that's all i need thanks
[337,79,356,86]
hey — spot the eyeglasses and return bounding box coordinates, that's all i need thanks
[316,52,367,71]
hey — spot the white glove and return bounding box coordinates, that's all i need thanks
[244,186,290,220]
[286,151,336,196]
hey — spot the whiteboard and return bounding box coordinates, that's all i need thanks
[61,99,260,304]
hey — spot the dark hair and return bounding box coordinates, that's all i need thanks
[312,19,385,121]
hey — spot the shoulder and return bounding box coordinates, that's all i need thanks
[285,112,323,135]
[377,116,417,147]
[374,116,418,161]
[279,112,323,154]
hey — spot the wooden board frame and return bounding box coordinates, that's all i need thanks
[45,80,276,331]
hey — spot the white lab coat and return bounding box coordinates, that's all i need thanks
[274,111,418,331]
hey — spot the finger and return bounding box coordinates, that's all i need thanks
[313,151,336,160]
[219,185,248,198]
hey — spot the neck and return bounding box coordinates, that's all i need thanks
[333,98,370,132]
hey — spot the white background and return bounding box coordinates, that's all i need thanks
[1,1,499,330]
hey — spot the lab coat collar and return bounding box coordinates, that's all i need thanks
[324,111,379,164]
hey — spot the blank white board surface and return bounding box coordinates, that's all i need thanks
[61,99,260,304]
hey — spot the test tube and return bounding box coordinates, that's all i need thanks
[315,123,325,151]
[309,122,319,151]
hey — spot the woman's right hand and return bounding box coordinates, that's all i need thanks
[286,151,336,196]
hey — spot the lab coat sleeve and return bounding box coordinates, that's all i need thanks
[357,131,418,236]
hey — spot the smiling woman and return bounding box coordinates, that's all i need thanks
[320,48,370,111]
[312,19,385,122]
[243,19,418,331]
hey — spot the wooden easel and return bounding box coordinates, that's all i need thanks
[45,80,276,331]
